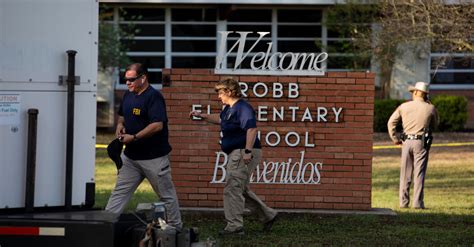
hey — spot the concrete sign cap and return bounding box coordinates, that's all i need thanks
[408,81,429,94]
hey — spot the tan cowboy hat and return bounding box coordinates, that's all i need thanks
[408,81,429,94]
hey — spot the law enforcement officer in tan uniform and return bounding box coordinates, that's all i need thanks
[190,78,278,236]
[387,82,438,209]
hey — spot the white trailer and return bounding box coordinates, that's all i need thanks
[0,2,147,246]
[0,0,98,209]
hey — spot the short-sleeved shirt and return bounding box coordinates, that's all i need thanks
[119,86,172,160]
[387,98,438,143]
[220,99,261,154]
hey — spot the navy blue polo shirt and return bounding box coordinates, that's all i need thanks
[119,86,171,160]
[220,99,261,154]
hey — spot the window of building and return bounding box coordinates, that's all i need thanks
[227,9,272,22]
[103,5,370,88]
[276,9,328,70]
[121,8,165,21]
[105,5,474,89]
[111,7,166,84]
[429,36,473,88]
[170,8,217,70]
[171,8,216,22]
[430,54,474,88]
[225,9,272,70]
[325,22,371,71]
[110,6,219,86]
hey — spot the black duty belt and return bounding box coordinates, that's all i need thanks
[406,134,422,140]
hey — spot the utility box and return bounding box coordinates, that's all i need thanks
[0,0,98,209]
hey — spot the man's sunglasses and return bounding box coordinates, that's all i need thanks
[124,74,143,83]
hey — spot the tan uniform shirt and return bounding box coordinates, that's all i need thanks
[387,98,438,143]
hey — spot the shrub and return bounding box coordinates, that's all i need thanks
[431,95,468,131]
[374,99,405,132]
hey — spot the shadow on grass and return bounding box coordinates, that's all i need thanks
[95,190,162,213]
[182,212,474,246]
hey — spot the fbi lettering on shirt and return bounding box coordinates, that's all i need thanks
[132,108,141,116]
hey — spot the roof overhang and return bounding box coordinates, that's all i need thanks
[99,0,343,5]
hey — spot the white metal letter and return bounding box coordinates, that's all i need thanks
[289,106,299,122]
[265,131,281,147]
[258,106,268,121]
[191,104,202,120]
[317,107,328,122]
[285,132,301,147]
[288,83,299,98]
[253,82,269,98]
[273,106,285,121]
[304,131,315,147]
[273,82,283,98]
[239,82,249,97]
[250,52,266,70]
[211,152,228,183]
[332,107,343,123]
[301,107,313,122]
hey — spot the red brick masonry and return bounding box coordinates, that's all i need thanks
[161,69,374,210]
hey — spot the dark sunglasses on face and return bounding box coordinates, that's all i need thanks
[124,74,143,83]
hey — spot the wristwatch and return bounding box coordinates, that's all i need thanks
[133,134,138,141]
[244,149,252,154]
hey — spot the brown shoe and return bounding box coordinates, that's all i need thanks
[263,213,278,232]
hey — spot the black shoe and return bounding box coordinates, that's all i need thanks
[263,213,278,232]
[219,228,244,236]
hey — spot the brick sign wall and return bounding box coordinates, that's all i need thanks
[161,69,374,210]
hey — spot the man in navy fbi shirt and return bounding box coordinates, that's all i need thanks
[105,63,182,229]
[190,78,278,236]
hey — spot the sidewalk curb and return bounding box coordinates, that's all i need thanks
[181,207,397,216]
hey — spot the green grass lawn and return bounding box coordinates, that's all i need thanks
[95,146,474,246]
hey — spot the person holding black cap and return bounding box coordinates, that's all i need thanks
[105,63,182,229]
[387,82,438,209]
[190,78,278,236]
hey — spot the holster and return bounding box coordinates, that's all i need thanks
[399,133,406,142]
[421,131,433,151]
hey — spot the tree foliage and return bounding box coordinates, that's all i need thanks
[325,2,378,70]
[98,6,139,70]
[326,0,474,98]
[376,0,473,65]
